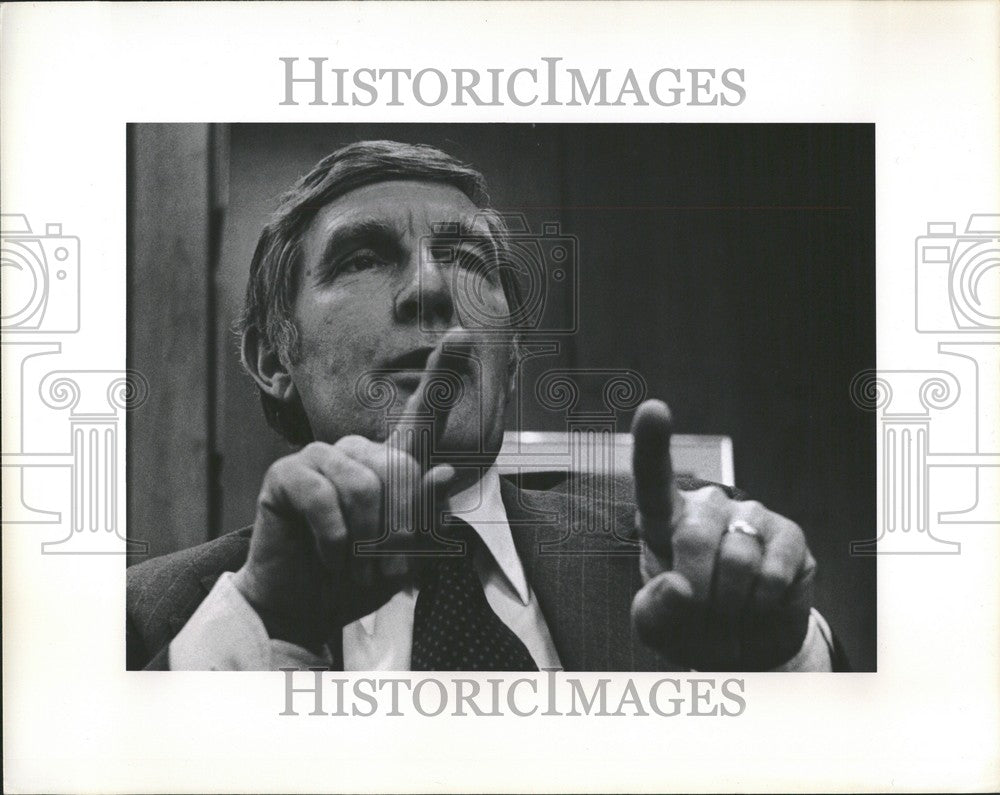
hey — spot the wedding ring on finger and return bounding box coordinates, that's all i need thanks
[726,520,764,547]
[726,520,759,537]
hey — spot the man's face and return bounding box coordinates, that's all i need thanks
[285,179,513,456]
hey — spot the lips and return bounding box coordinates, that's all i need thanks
[384,346,435,373]
[383,339,477,385]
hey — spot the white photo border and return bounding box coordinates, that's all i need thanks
[2,2,998,793]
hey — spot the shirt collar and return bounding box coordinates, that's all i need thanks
[358,466,529,636]
[446,465,530,606]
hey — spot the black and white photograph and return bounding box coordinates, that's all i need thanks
[3,3,997,793]
[126,123,875,673]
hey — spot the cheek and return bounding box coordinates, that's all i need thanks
[291,334,386,429]
[290,335,388,442]
[295,297,385,372]
[453,274,510,329]
[296,332,381,385]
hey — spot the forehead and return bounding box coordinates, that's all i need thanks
[304,179,487,248]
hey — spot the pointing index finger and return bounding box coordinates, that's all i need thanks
[631,399,683,554]
[390,328,471,471]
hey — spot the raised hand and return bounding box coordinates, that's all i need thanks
[629,399,815,670]
[231,334,465,649]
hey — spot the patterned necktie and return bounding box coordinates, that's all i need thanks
[411,520,538,671]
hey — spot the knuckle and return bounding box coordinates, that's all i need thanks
[742,500,766,520]
[302,440,331,458]
[758,564,793,594]
[331,465,380,514]
[350,466,382,498]
[300,482,335,516]
[692,484,719,502]
[334,434,370,455]
[265,456,297,484]
[776,520,806,553]
[705,485,729,506]
[722,541,760,572]
[299,497,326,521]
[672,526,710,558]
[691,485,729,513]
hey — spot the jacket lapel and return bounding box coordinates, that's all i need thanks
[503,476,672,671]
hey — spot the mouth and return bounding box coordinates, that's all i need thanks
[384,346,435,376]
[383,339,477,388]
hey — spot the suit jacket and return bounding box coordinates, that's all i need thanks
[126,473,850,671]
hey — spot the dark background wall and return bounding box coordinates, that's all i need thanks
[128,123,876,670]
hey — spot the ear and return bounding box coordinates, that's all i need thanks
[241,327,297,403]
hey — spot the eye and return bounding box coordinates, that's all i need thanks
[338,249,391,274]
[456,247,501,285]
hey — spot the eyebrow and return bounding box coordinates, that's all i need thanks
[427,216,494,241]
[427,217,502,267]
[315,213,497,270]
[315,217,403,272]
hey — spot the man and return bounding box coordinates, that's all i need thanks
[127,140,846,672]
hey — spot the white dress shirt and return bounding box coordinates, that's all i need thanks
[170,467,833,672]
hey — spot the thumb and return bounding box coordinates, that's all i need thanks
[631,570,696,654]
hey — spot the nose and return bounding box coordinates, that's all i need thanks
[393,245,456,329]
